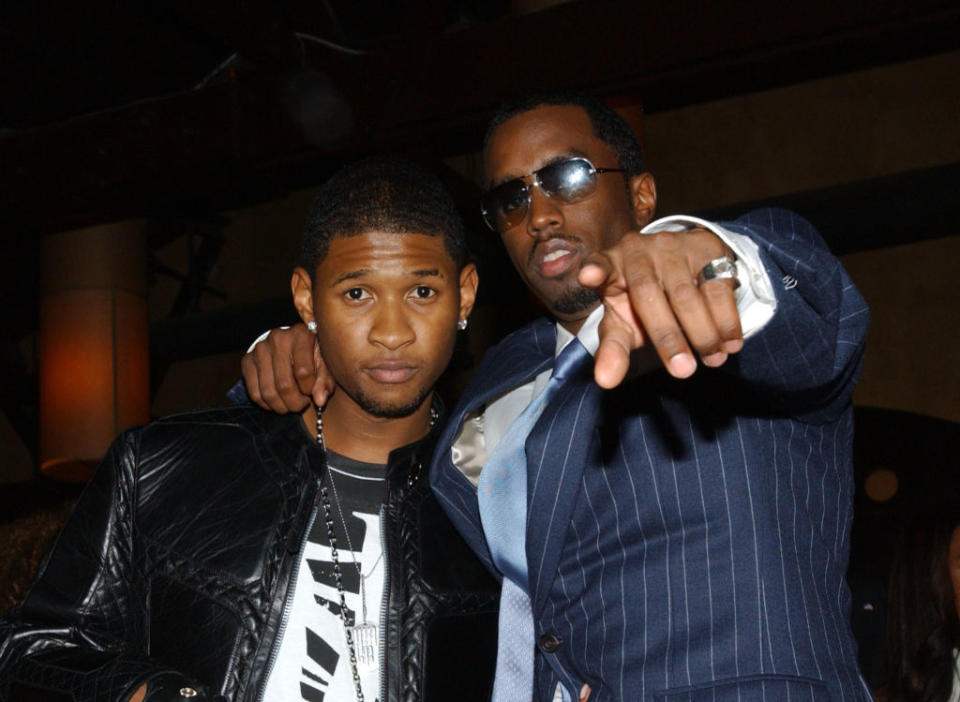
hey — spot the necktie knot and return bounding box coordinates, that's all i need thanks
[550,337,591,385]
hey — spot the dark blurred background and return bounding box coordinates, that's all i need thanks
[1,0,959,691]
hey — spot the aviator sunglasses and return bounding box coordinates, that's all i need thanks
[480,156,626,231]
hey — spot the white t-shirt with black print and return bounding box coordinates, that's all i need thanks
[261,451,386,702]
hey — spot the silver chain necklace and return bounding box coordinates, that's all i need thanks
[314,405,436,702]
[327,468,382,615]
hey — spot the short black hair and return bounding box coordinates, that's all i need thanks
[484,90,645,177]
[300,157,467,275]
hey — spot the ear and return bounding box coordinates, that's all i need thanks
[457,263,479,323]
[291,267,316,326]
[629,172,657,229]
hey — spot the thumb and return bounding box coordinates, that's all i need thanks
[578,251,616,291]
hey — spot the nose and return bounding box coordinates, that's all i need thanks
[368,300,415,350]
[526,186,563,238]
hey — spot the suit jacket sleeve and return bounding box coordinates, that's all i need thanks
[719,208,869,423]
[0,432,209,702]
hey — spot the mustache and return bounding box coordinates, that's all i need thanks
[527,233,584,267]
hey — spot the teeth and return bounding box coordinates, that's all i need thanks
[543,250,570,263]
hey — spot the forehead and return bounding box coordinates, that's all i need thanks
[484,104,617,185]
[315,230,454,280]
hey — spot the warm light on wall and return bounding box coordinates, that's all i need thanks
[39,221,150,482]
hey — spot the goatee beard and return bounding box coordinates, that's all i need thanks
[352,387,431,419]
[552,286,599,315]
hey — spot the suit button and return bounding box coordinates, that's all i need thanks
[538,633,561,653]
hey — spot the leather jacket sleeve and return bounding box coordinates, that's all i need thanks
[0,431,210,702]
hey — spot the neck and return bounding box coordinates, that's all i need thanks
[556,300,602,335]
[301,392,434,464]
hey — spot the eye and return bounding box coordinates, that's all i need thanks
[344,287,370,301]
[498,182,528,214]
[412,285,436,300]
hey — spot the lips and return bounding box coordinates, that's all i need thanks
[364,361,418,384]
[531,237,580,279]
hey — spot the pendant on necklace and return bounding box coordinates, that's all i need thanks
[350,622,378,671]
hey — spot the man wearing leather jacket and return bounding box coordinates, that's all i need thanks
[0,158,499,702]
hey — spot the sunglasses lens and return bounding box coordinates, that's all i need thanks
[480,158,603,231]
[482,180,529,230]
[539,159,597,203]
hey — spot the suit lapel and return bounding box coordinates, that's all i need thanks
[429,318,556,574]
[525,363,603,615]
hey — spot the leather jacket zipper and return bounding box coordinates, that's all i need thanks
[378,502,390,702]
[255,495,320,702]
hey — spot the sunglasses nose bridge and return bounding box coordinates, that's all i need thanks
[525,181,565,235]
[527,170,546,195]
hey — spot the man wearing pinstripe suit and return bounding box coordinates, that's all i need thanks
[242,94,870,700]
[429,94,871,701]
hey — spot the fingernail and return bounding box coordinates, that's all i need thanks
[702,351,727,367]
[723,339,743,353]
[668,353,696,377]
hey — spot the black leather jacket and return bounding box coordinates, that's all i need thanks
[0,405,498,702]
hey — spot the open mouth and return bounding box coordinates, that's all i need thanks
[533,238,580,279]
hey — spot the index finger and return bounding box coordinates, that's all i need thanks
[292,331,318,396]
[593,302,637,388]
[311,345,336,407]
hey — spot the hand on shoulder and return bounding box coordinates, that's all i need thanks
[241,323,334,413]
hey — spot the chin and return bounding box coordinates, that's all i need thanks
[353,387,431,419]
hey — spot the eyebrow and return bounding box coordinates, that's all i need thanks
[488,149,591,189]
[331,267,444,286]
[333,269,371,285]
[410,268,442,278]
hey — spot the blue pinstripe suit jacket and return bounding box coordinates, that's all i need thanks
[431,210,872,701]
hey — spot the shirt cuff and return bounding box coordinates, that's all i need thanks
[246,326,288,354]
[640,214,777,338]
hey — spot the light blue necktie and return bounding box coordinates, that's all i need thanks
[478,338,590,702]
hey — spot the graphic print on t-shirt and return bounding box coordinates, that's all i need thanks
[305,509,368,623]
[261,453,386,702]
